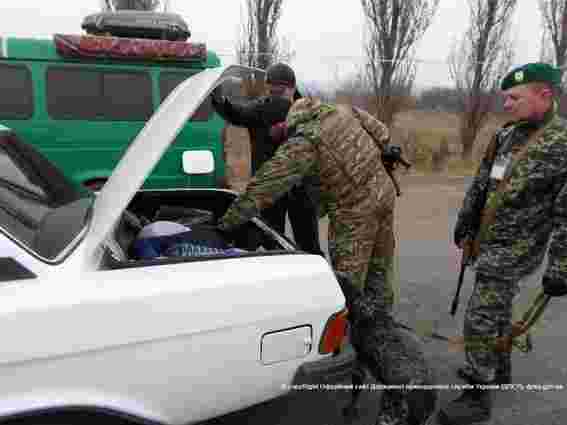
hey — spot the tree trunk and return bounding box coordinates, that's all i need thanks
[257,22,270,70]
[460,120,476,162]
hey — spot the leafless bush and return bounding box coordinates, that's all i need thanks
[361,0,440,126]
[538,0,567,77]
[450,0,518,161]
[235,0,294,70]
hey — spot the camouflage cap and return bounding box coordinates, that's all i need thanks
[501,62,562,91]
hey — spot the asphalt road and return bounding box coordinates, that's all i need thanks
[201,206,567,425]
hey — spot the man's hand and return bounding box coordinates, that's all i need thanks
[455,237,478,267]
[215,219,239,243]
[270,121,288,145]
[542,276,567,297]
[211,86,227,108]
[454,230,476,250]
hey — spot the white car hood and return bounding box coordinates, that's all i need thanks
[82,64,261,265]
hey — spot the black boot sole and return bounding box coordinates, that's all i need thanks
[437,408,491,425]
[456,367,511,385]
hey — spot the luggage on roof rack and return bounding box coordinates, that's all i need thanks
[82,10,191,41]
[54,34,207,62]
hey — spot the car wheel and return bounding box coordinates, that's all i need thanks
[10,412,130,425]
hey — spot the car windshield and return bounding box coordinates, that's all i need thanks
[0,129,94,261]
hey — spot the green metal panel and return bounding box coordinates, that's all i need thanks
[0,37,226,190]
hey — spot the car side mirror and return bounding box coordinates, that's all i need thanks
[182,150,215,175]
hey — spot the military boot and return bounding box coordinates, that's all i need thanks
[457,352,512,385]
[437,386,492,425]
[457,365,511,385]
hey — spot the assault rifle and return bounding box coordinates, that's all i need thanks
[450,239,478,316]
[382,145,411,196]
[450,174,491,316]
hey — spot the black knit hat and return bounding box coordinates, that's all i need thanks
[266,63,296,87]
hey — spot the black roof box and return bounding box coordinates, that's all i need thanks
[82,11,191,41]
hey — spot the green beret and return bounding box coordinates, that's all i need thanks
[500,62,562,91]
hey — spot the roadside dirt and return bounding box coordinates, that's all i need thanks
[395,172,470,242]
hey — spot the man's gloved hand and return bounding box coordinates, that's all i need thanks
[215,218,233,235]
[270,121,288,145]
[216,218,248,245]
[542,276,567,297]
[211,86,226,107]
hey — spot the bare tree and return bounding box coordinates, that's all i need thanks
[449,0,517,161]
[360,0,440,125]
[539,28,555,63]
[236,0,292,70]
[538,0,567,79]
[237,1,258,69]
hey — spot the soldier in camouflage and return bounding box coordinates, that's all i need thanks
[219,97,437,425]
[439,62,567,425]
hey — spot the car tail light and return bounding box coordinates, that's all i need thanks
[319,308,349,354]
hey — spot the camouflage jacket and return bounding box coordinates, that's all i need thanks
[218,97,395,231]
[455,113,567,282]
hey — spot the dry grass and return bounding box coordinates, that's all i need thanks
[222,108,511,190]
[391,109,510,176]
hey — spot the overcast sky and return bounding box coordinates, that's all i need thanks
[0,1,546,89]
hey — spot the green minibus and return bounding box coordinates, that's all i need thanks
[0,33,226,190]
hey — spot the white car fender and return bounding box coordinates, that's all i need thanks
[0,391,166,424]
[0,253,345,424]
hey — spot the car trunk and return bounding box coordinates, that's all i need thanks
[100,188,300,269]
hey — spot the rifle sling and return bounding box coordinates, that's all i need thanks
[470,122,551,257]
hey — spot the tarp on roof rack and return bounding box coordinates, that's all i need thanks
[54,34,207,62]
[82,11,191,42]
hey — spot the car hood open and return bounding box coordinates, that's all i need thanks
[82,64,262,266]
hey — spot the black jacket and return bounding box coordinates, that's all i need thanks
[212,95,292,173]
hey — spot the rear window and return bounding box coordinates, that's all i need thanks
[46,67,153,121]
[160,72,212,121]
[0,64,34,119]
[0,131,93,260]
[0,145,50,245]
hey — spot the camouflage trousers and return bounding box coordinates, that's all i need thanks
[463,272,520,383]
[329,206,436,425]
[328,203,396,297]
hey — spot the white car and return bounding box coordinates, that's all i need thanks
[0,66,354,425]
